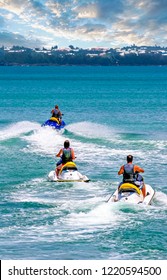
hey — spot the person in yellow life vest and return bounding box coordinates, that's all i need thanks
[55,140,75,176]
[118,155,146,197]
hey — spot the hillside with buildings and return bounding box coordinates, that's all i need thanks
[0,45,167,66]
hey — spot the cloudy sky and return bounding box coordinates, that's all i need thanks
[0,0,166,49]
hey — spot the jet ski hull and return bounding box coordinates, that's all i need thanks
[42,118,66,130]
[108,183,155,205]
[48,162,89,182]
[48,170,89,182]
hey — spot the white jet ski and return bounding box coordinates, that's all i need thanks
[107,182,155,205]
[48,161,90,182]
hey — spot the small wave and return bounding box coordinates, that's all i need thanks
[66,121,117,140]
[22,126,65,155]
[20,123,115,162]
[153,191,167,207]
[5,121,166,175]
[0,121,40,141]
[66,202,121,228]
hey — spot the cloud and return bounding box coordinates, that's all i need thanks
[0,0,166,47]
[0,15,5,28]
[0,0,26,15]
[74,4,97,19]
[96,0,125,20]
[0,31,43,48]
[71,23,107,42]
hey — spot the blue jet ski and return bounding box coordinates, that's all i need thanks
[42,117,66,130]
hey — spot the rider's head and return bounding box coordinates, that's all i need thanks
[55,105,58,109]
[127,155,133,163]
[64,140,70,148]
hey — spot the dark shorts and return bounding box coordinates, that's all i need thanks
[56,159,62,166]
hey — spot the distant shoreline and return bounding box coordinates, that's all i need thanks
[1,45,167,66]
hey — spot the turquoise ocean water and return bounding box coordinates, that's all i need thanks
[0,66,167,260]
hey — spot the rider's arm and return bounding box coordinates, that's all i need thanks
[134,165,144,173]
[118,165,124,175]
[58,110,62,116]
[71,148,75,160]
[56,149,63,157]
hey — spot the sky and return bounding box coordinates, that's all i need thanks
[0,0,166,49]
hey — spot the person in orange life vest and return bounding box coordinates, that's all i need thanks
[55,140,75,176]
[118,155,146,197]
[51,105,62,123]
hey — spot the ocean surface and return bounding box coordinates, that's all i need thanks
[0,66,167,260]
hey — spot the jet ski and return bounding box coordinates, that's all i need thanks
[48,161,90,182]
[42,117,66,130]
[107,182,155,205]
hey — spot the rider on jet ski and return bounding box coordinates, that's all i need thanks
[118,155,146,196]
[51,105,63,123]
[55,140,75,176]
